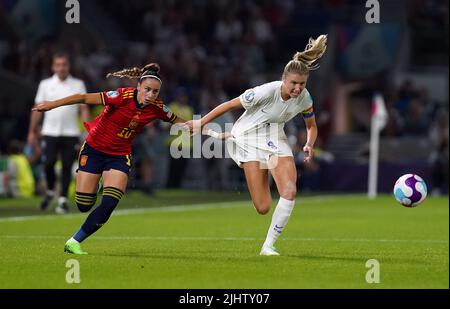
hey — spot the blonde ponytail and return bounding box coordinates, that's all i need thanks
[284,34,327,76]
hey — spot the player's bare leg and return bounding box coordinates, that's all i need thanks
[76,171,102,193]
[242,161,279,255]
[260,156,297,256]
[74,170,102,213]
[242,161,272,215]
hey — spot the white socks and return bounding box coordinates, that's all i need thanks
[263,197,295,248]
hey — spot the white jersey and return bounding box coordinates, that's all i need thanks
[226,81,314,168]
[34,74,86,137]
[232,81,314,139]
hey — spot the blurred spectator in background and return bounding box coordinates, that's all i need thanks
[293,129,334,192]
[429,107,449,195]
[131,123,158,195]
[6,140,34,198]
[402,98,429,136]
[394,80,416,115]
[27,52,89,213]
[200,81,235,190]
[0,96,17,152]
[23,123,45,195]
[165,87,194,188]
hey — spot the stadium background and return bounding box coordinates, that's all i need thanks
[0,0,448,197]
[0,0,448,291]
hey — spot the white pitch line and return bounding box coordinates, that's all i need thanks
[0,202,241,223]
[0,235,447,244]
[0,195,355,223]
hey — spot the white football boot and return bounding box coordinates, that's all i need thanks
[259,245,280,256]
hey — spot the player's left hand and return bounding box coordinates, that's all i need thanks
[32,101,55,112]
[303,145,314,163]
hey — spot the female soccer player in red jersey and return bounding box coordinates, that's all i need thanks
[33,63,220,254]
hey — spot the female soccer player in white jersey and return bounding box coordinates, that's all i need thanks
[186,34,327,256]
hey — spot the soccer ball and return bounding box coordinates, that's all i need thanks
[393,174,427,207]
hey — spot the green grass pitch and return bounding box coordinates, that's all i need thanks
[0,191,448,288]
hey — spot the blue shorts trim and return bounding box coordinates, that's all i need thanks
[77,142,132,176]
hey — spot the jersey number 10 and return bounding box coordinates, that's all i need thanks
[117,128,135,139]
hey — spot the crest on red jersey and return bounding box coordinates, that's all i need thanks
[129,120,139,129]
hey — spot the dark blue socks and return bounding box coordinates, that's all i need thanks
[73,187,124,243]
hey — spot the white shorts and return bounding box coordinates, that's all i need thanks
[225,135,293,169]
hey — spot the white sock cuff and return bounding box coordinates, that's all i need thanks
[58,196,67,204]
[278,197,295,208]
[69,237,79,244]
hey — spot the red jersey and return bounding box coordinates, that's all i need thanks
[85,88,177,155]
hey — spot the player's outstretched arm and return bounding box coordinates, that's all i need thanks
[171,116,230,140]
[172,115,187,124]
[32,93,103,112]
[184,97,242,135]
[202,128,232,140]
[200,97,242,126]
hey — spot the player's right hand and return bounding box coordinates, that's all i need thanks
[183,120,202,136]
[218,132,233,140]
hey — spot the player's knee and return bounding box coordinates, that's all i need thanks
[96,187,124,221]
[256,207,270,215]
[253,200,271,215]
[102,187,124,205]
[279,182,297,200]
[77,204,94,213]
[75,192,97,213]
